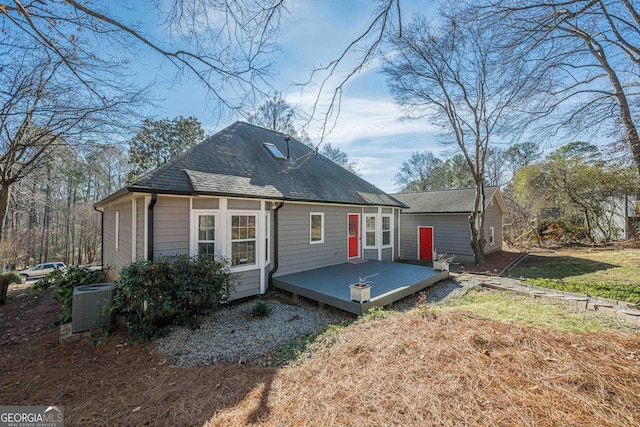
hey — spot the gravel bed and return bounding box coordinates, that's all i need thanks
[156,296,351,367]
[156,275,482,367]
[392,275,478,311]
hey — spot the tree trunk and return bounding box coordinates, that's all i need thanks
[27,181,38,264]
[580,33,640,183]
[39,165,51,262]
[0,183,11,245]
[469,181,487,265]
[64,175,72,264]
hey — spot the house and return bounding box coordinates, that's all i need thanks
[391,186,507,263]
[606,194,639,240]
[94,121,405,300]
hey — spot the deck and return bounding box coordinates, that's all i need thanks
[272,260,449,315]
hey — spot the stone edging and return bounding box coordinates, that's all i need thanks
[462,274,640,327]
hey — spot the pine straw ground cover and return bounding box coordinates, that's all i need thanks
[2,285,640,426]
[207,309,640,427]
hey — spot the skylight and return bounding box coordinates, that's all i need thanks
[263,143,286,160]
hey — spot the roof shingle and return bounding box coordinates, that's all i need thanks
[391,186,503,214]
[100,121,403,207]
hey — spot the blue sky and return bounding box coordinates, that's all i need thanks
[136,0,442,193]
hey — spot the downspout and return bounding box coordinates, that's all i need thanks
[267,200,285,291]
[147,193,158,261]
[93,206,104,267]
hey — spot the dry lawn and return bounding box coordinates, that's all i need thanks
[207,310,640,427]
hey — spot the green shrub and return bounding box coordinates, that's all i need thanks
[38,266,111,323]
[524,278,640,304]
[248,300,272,318]
[0,272,23,304]
[113,255,234,340]
[357,306,392,322]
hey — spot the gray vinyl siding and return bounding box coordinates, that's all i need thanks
[102,198,133,273]
[136,197,145,259]
[398,214,419,260]
[193,197,219,209]
[484,200,504,254]
[381,247,393,261]
[276,203,351,276]
[154,196,190,258]
[399,213,474,262]
[228,199,260,210]
[363,249,378,260]
[397,192,506,262]
[230,269,261,300]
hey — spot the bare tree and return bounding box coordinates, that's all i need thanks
[319,143,360,175]
[485,147,508,187]
[1,1,284,115]
[383,6,545,264]
[0,52,140,243]
[491,0,640,180]
[299,0,402,138]
[394,152,445,192]
[246,92,310,143]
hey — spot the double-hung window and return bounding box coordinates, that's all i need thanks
[310,212,324,244]
[231,214,257,266]
[365,215,376,248]
[382,216,391,246]
[489,226,495,246]
[197,214,216,255]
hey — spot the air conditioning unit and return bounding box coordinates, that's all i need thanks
[72,283,115,333]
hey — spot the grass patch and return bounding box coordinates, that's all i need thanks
[506,249,640,304]
[523,278,640,304]
[432,287,611,332]
[508,249,640,285]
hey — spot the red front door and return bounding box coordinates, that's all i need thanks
[348,214,359,258]
[419,227,433,261]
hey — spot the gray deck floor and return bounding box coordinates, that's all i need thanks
[273,260,449,315]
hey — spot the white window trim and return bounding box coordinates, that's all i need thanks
[489,226,495,246]
[364,214,377,249]
[381,214,392,248]
[310,212,325,244]
[115,210,120,252]
[190,210,219,257]
[131,199,137,262]
[228,211,260,273]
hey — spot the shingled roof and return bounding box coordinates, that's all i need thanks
[391,186,506,214]
[98,121,403,207]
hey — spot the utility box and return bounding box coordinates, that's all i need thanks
[72,283,115,333]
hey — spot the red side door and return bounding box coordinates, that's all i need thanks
[419,227,433,261]
[348,214,359,258]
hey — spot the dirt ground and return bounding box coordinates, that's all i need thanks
[5,249,637,427]
[452,248,526,275]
